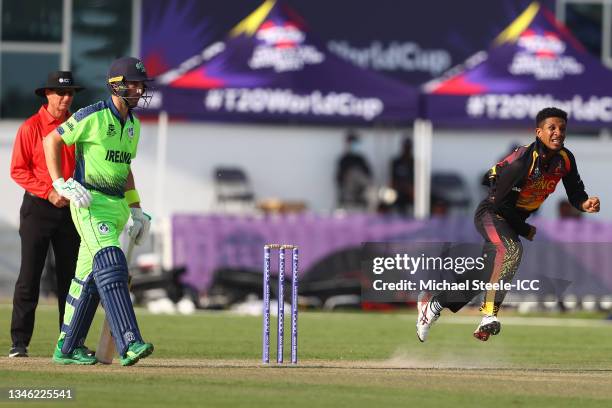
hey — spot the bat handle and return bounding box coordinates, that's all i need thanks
[125,237,136,265]
[125,211,148,264]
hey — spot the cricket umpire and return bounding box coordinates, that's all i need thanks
[8,71,84,357]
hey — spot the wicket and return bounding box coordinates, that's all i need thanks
[262,244,298,364]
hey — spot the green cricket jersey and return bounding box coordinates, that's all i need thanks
[57,98,140,197]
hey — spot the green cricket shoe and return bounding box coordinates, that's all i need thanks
[52,339,98,365]
[120,341,154,366]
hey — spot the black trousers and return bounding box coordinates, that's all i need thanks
[437,207,524,314]
[11,193,80,347]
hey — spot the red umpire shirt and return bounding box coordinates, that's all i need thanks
[9,71,84,358]
[10,104,75,196]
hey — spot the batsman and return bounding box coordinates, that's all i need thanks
[43,57,154,366]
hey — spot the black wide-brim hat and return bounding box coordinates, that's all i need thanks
[35,71,85,97]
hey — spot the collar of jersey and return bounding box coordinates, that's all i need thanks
[105,97,134,126]
[39,104,70,125]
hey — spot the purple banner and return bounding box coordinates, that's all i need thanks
[422,3,612,128]
[141,0,555,87]
[143,1,418,124]
[171,213,612,295]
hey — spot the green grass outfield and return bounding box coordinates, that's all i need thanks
[1,304,612,407]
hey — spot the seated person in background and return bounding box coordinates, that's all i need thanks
[390,138,414,216]
[335,131,372,209]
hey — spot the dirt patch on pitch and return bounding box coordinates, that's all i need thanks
[3,356,612,375]
[3,358,612,406]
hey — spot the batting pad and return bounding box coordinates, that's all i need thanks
[92,246,143,356]
[61,276,100,353]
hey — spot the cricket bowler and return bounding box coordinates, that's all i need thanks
[416,107,600,342]
[43,57,154,365]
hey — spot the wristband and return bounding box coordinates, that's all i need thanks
[124,189,140,206]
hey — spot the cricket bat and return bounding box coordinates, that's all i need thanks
[96,238,136,364]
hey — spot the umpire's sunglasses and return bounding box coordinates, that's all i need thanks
[53,89,75,97]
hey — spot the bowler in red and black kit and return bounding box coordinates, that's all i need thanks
[416,107,601,343]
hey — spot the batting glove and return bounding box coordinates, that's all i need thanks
[52,177,92,208]
[129,207,151,245]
